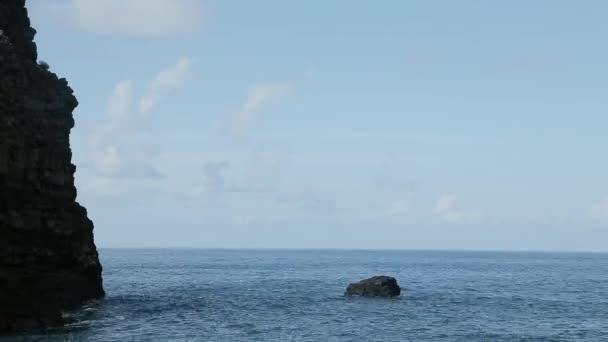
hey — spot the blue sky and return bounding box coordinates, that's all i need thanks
[27,0,608,250]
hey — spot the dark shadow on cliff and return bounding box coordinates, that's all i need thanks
[0,0,104,334]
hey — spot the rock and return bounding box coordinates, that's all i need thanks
[0,0,104,334]
[345,276,401,297]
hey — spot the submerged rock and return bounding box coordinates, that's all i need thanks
[345,276,401,297]
[0,0,104,334]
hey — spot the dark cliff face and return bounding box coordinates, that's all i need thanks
[0,0,104,333]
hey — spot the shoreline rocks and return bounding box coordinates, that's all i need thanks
[345,276,401,297]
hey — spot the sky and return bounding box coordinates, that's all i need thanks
[26,0,608,251]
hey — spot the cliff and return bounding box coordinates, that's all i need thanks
[0,0,104,333]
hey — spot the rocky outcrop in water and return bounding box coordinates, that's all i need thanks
[345,276,401,297]
[0,0,104,333]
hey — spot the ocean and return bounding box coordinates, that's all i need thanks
[3,249,608,341]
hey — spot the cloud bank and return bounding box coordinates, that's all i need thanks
[232,83,290,134]
[434,193,482,224]
[592,196,608,222]
[86,58,193,185]
[60,0,204,37]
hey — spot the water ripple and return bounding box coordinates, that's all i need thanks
[2,250,608,341]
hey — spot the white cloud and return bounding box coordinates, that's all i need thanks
[304,65,318,80]
[386,199,411,220]
[592,196,608,221]
[86,58,193,184]
[290,129,501,145]
[239,151,288,193]
[434,193,482,224]
[186,151,289,205]
[188,161,231,205]
[233,83,289,133]
[96,145,121,175]
[139,57,194,115]
[90,80,161,178]
[106,81,132,122]
[61,0,204,37]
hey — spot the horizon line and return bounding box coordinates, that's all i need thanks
[96,246,608,254]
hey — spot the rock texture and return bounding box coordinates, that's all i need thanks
[0,0,104,333]
[345,276,401,297]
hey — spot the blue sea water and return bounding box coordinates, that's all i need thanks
[3,249,608,341]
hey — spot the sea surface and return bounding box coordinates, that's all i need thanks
[3,249,608,341]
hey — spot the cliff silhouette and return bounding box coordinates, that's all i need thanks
[0,0,104,333]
